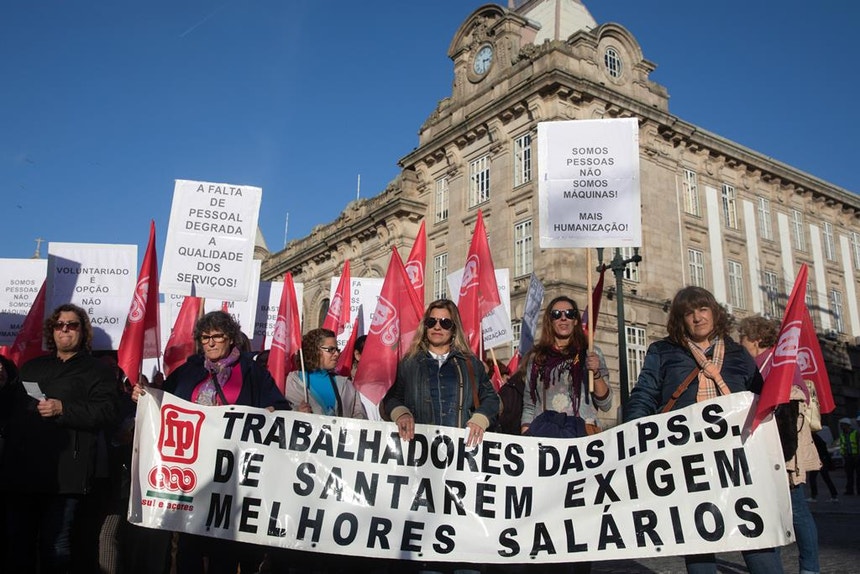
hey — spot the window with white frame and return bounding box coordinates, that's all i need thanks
[604,47,622,78]
[721,184,738,229]
[469,155,490,207]
[806,281,818,329]
[791,210,806,252]
[682,169,699,216]
[757,197,773,240]
[511,321,521,355]
[626,325,647,384]
[688,248,705,287]
[433,252,448,300]
[852,232,860,268]
[728,260,745,309]
[823,222,836,261]
[621,247,640,281]
[514,134,532,187]
[763,270,780,318]
[830,289,844,333]
[434,177,449,223]
[514,219,533,277]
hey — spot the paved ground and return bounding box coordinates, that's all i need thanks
[589,468,860,573]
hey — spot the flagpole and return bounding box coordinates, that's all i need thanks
[586,250,594,393]
[299,346,309,404]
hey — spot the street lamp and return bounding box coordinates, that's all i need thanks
[596,247,642,408]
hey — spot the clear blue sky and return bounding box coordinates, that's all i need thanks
[2,1,858,261]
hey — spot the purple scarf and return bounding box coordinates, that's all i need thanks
[197,346,241,405]
[528,345,587,413]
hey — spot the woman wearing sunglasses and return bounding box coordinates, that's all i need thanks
[284,328,366,418]
[383,299,499,448]
[520,295,612,439]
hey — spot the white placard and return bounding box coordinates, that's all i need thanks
[538,118,641,248]
[447,268,513,349]
[203,260,262,340]
[161,179,262,301]
[251,280,305,351]
[0,258,47,345]
[46,242,138,350]
[329,276,384,350]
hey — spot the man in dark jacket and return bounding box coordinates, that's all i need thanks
[1,304,118,573]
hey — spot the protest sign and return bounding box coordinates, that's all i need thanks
[47,242,137,349]
[329,277,384,351]
[130,391,791,564]
[0,258,47,345]
[538,118,641,248]
[203,260,262,337]
[447,268,512,349]
[251,280,304,351]
[161,179,262,301]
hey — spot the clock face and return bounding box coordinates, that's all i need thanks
[473,44,494,75]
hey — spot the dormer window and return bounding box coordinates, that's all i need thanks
[604,47,622,78]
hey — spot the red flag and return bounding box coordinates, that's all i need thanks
[5,279,48,367]
[268,273,302,394]
[581,264,607,336]
[457,210,502,355]
[163,296,202,377]
[334,316,360,377]
[404,221,426,303]
[353,248,423,404]
[322,260,351,336]
[221,301,229,313]
[507,350,520,377]
[117,221,161,383]
[490,361,504,393]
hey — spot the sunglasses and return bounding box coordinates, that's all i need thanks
[199,333,227,344]
[319,345,340,354]
[424,317,454,330]
[550,309,577,321]
[53,320,81,332]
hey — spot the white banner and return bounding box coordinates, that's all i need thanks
[0,258,47,345]
[203,260,262,339]
[47,242,137,350]
[250,280,305,351]
[329,276,384,351]
[130,391,792,564]
[538,118,641,248]
[161,179,262,301]
[447,268,513,349]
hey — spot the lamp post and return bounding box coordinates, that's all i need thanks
[596,247,642,408]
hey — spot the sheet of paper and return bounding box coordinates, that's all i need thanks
[23,381,46,401]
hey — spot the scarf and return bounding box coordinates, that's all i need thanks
[528,345,586,414]
[686,336,730,402]
[196,346,241,406]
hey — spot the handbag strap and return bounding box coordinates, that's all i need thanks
[660,367,700,414]
[209,374,229,406]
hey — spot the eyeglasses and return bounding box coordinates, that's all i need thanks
[200,333,227,344]
[424,317,454,330]
[53,320,81,332]
[550,309,577,321]
[319,346,340,354]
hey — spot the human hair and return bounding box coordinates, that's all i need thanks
[193,311,242,353]
[666,286,732,344]
[737,315,779,348]
[43,303,93,353]
[406,299,472,358]
[301,328,336,371]
[534,295,587,353]
[355,334,367,355]
[484,358,509,377]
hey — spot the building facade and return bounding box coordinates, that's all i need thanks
[261,0,860,427]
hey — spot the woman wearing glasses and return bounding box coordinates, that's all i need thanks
[520,295,612,438]
[284,328,366,418]
[384,299,498,447]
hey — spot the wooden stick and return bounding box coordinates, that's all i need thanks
[299,346,309,404]
[586,250,594,394]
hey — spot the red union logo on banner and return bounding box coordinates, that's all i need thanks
[148,465,197,492]
[772,321,801,367]
[158,405,205,464]
[370,295,399,346]
[459,255,479,297]
[128,275,150,322]
[405,261,424,289]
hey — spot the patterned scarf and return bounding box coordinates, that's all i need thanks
[196,346,241,406]
[528,345,586,413]
[686,336,730,402]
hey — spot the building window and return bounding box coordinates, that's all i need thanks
[318,298,330,328]
[757,197,773,240]
[852,232,860,268]
[791,210,806,252]
[604,47,622,78]
[514,219,533,277]
[728,260,745,310]
[682,169,699,216]
[626,326,647,384]
[830,289,844,333]
[469,155,490,207]
[514,134,532,187]
[823,222,836,261]
[721,184,738,229]
[434,177,449,223]
[511,320,521,355]
[433,252,448,300]
[688,248,705,288]
[621,247,640,282]
[806,281,818,330]
[763,270,780,318]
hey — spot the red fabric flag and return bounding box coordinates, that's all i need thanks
[581,264,607,336]
[221,301,229,313]
[353,248,423,405]
[322,260,351,336]
[268,273,302,394]
[5,279,48,367]
[457,210,502,355]
[117,221,161,383]
[507,350,520,377]
[163,296,202,377]
[404,220,426,304]
[490,361,504,393]
[334,316,360,377]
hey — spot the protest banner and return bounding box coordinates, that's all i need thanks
[537,118,641,248]
[447,268,513,349]
[130,391,792,564]
[0,258,47,345]
[47,242,137,349]
[251,280,304,351]
[161,179,262,301]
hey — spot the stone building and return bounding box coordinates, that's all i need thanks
[261,0,860,426]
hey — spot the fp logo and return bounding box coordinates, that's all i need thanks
[459,255,479,298]
[271,316,287,350]
[128,276,149,323]
[370,296,399,346]
[772,321,801,367]
[158,405,205,464]
[327,293,344,322]
[405,261,424,289]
